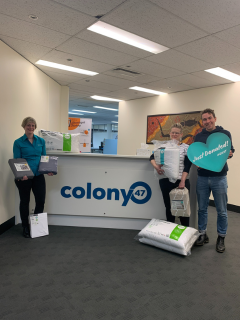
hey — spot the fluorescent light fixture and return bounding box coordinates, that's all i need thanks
[36,60,98,76]
[88,21,169,54]
[69,112,84,115]
[129,86,167,95]
[205,67,240,82]
[72,109,96,114]
[93,106,118,111]
[91,95,122,102]
[111,121,118,123]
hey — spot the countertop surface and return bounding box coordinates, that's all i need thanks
[47,151,150,159]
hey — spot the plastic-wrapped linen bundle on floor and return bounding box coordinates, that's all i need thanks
[153,140,180,183]
[170,187,191,217]
[39,129,80,152]
[136,219,199,256]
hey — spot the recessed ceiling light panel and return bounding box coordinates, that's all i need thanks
[129,86,167,95]
[36,60,98,76]
[72,109,96,113]
[88,21,169,54]
[91,95,123,102]
[93,106,118,111]
[205,67,240,82]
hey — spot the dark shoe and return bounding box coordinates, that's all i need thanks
[23,227,30,238]
[195,233,209,246]
[216,236,225,253]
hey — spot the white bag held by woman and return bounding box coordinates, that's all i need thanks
[170,187,191,217]
[29,213,49,238]
[136,219,199,256]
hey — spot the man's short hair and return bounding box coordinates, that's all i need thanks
[201,108,216,118]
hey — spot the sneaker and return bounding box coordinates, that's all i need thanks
[216,236,225,253]
[195,233,209,246]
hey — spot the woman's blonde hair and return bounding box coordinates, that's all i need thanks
[170,123,183,133]
[21,117,37,129]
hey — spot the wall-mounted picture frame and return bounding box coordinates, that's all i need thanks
[147,111,203,145]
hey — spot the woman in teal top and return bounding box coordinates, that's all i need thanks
[14,117,53,238]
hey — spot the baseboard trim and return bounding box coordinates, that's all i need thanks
[0,217,15,235]
[209,200,240,213]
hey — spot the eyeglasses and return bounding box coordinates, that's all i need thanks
[170,132,181,135]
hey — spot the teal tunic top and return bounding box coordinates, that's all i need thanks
[13,134,46,176]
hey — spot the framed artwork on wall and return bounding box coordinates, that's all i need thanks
[147,111,203,145]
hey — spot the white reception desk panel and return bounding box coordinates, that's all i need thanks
[15,153,197,230]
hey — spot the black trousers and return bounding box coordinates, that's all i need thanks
[159,178,190,227]
[15,174,46,227]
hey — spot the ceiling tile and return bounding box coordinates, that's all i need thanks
[71,98,118,108]
[89,74,141,88]
[176,36,240,65]
[103,0,207,48]
[129,74,162,84]
[149,0,240,33]
[0,0,96,36]
[52,0,126,17]
[71,79,121,91]
[40,50,114,73]
[120,59,184,78]
[69,90,94,99]
[0,14,70,48]
[191,71,233,84]
[168,74,219,88]
[220,62,240,75]
[146,49,214,73]
[0,36,52,63]
[214,25,240,50]
[143,78,195,93]
[69,83,110,94]
[56,37,139,65]
[76,30,153,59]
[103,70,161,84]
[106,89,157,100]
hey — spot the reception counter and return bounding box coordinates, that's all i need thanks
[15,153,198,230]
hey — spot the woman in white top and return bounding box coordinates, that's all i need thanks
[150,123,192,226]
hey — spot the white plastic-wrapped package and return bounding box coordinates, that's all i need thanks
[170,187,191,217]
[39,129,80,152]
[153,140,180,183]
[29,213,49,238]
[137,219,199,256]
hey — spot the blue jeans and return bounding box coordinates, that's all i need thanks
[197,176,228,237]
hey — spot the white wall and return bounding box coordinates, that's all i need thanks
[118,83,239,206]
[0,40,69,225]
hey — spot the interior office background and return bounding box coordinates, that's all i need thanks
[0,38,239,231]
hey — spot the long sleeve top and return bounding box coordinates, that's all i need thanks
[13,134,46,176]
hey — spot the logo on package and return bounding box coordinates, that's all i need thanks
[61,181,152,206]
